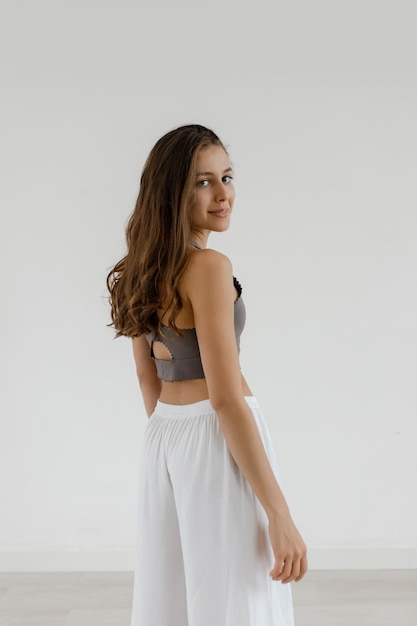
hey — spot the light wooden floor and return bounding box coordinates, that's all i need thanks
[0,570,416,625]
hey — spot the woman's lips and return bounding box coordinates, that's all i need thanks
[209,209,229,217]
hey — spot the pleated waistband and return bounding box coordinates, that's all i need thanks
[154,396,259,419]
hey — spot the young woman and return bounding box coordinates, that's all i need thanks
[107,124,307,626]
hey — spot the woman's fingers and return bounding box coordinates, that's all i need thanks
[295,554,308,582]
[283,557,300,584]
[278,557,293,582]
[269,556,285,579]
[270,549,307,583]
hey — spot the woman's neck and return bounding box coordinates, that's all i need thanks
[191,231,209,250]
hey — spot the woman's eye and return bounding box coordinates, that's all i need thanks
[197,175,233,187]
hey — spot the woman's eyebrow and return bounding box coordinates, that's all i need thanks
[196,167,233,176]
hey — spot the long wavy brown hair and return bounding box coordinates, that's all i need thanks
[106,124,226,338]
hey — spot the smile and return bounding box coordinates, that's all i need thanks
[209,209,229,217]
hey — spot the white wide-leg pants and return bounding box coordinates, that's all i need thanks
[130,396,294,626]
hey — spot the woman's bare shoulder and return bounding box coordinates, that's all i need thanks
[187,247,232,277]
[181,248,234,305]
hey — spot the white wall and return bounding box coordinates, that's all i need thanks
[1,0,416,571]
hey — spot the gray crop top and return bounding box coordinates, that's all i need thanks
[145,276,246,382]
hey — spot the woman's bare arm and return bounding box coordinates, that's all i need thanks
[132,335,162,417]
[185,249,307,583]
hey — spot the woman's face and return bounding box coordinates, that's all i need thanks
[190,144,235,239]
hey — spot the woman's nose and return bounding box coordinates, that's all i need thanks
[215,181,231,202]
